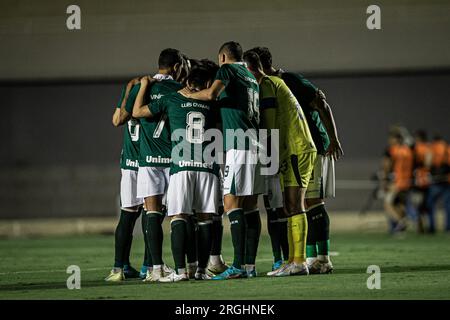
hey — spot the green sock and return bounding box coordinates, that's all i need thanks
[306,244,318,258]
[141,212,152,267]
[267,208,282,262]
[170,219,187,273]
[197,220,213,269]
[306,208,318,258]
[114,209,140,268]
[317,240,330,256]
[211,214,224,255]
[228,208,246,269]
[146,211,165,266]
[186,215,198,264]
[245,209,261,265]
[313,204,330,256]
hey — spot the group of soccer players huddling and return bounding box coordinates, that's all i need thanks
[106,41,343,283]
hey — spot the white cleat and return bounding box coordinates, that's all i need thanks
[207,255,229,275]
[275,262,309,277]
[309,259,333,274]
[158,272,189,283]
[162,264,175,277]
[267,263,289,277]
[194,272,212,280]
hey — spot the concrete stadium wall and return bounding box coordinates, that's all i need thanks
[1,73,449,218]
[1,0,449,81]
[1,0,449,219]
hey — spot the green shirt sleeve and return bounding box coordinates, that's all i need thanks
[124,84,141,114]
[215,64,232,86]
[149,96,167,117]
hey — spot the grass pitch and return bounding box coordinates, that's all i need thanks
[1,229,450,300]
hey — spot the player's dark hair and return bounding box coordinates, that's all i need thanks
[188,58,202,70]
[243,50,263,71]
[218,41,243,61]
[186,67,214,90]
[199,59,219,76]
[251,46,272,70]
[414,130,428,142]
[158,48,183,69]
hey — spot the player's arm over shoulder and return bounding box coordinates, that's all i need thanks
[112,77,140,126]
[132,76,155,118]
[183,79,225,101]
[182,64,230,101]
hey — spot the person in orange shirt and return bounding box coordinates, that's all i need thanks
[382,132,414,233]
[426,135,450,232]
[410,130,432,233]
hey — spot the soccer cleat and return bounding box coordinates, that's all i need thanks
[310,259,333,274]
[211,266,245,280]
[245,269,257,278]
[207,261,229,275]
[159,272,189,283]
[139,265,149,279]
[194,272,212,280]
[272,260,283,271]
[142,270,153,282]
[123,265,140,279]
[162,264,175,277]
[267,263,289,277]
[275,262,309,277]
[319,261,333,274]
[105,268,124,282]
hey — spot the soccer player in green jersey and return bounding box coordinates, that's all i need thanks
[181,42,264,280]
[244,51,317,276]
[132,49,188,282]
[134,65,220,282]
[251,47,344,274]
[105,77,146,282]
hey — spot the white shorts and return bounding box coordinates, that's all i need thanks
[305,155,336,199]
[137,166,170,198]
[120,169,144,208]
[264,174,284,209]
[166,171,219,216]
[223,149,265,196]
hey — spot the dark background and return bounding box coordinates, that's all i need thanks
[1,0,449,218]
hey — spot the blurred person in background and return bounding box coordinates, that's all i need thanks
[426,135,450,233]
[410,130,432,233]
[381,131,414,234]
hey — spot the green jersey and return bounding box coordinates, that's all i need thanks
[280,72,330,155]
[138,77,183,167]
[150,92,219,176]
[215,63,260,151]
[118,85,140,171]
